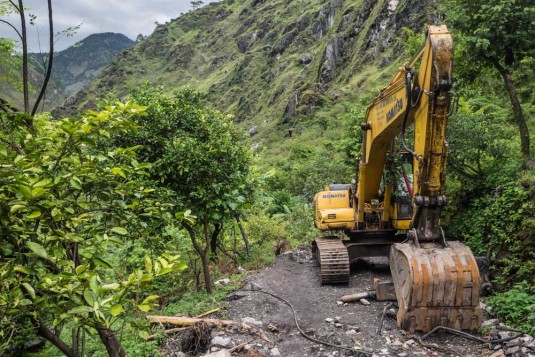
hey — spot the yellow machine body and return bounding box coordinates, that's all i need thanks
[312,25,482,332]
[313,187,355,231]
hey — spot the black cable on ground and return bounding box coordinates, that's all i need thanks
[421,325,526,344]
[243,288,374,356]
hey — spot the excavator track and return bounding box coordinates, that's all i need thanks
[313,237,350,285]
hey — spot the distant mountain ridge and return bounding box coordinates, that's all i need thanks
[0,32,134,111]
[46,33,135,96]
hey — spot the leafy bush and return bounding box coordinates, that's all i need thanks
[116,84,254,294]
[444,94,535,290]
[447,177,535,288]
[487,282,535,335]
[0,104,185,355]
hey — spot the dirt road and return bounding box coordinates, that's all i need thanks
[225,246,491,357]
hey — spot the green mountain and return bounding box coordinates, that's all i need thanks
[45,33,135,97]
[1,32,134,110]
[55,0,436,141]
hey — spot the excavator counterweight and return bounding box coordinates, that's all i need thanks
[312,25,483,333]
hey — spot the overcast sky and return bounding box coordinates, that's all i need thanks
[0,0,218,52]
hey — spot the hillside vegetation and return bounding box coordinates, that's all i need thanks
[57,0,434,138]
[57,0,534,290]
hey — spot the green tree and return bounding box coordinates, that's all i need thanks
[445,0,535,165]
[0,102,185,356]
[121,85,253,294]
[444,97,535,294]
[0,38,20,94]
[190,1,204,10]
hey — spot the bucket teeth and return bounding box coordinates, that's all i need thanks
[314,237,350,285]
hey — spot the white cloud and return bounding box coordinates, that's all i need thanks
[0,0,218,52]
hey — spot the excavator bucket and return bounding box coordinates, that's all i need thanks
[390,241,483,332]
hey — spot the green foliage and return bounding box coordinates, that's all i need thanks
[123,84,254,223]
[444,83,534,292]
[162,285,235,318]
[0,38,21,92]
[262,101,362,199]
[0,103,186,354]
[265,189,295,216]
[445,0,534,161]
[244,194,316,258]
[446,173,535,289]
[108,84,255,294]
[445,0,535,67]
[487,282,535,335]
[446,97,518,190]
[400,27,425,61]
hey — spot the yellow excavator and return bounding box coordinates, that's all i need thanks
[312,25,482,333]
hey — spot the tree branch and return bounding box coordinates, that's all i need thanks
[234,212,249,254]
[182,221,201,255]
[0,97,21,112]
[0,19,23,40]
[17,0,30,117]
[8,0,19,12]
[31,0,53,115]
[448,160,481,181]
[34,319,77,357]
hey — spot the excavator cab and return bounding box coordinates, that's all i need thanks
[313,184,355,231]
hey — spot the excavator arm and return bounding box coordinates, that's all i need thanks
[363,25,482,332]
[357,26,453,234]
[313,25,482,332]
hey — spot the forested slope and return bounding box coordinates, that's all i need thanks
[56,0,535,295]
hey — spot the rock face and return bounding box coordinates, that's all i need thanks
[55,0,437,131]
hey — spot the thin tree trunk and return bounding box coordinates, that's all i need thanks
[95,324,126,357]
[203,219,213,294]
[210,222,223,258]
[492,59,531,164]
[183,221,212,294]
[16,0,30,118]
[72,328,78,356]
[31,0,54,115]
[35,320,77,357]
[201,252,212,294]
[235,212,250,254]
[502,69,530,160]
[81,328,86,357]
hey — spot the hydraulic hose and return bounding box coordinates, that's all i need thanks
[400,72,417,158]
